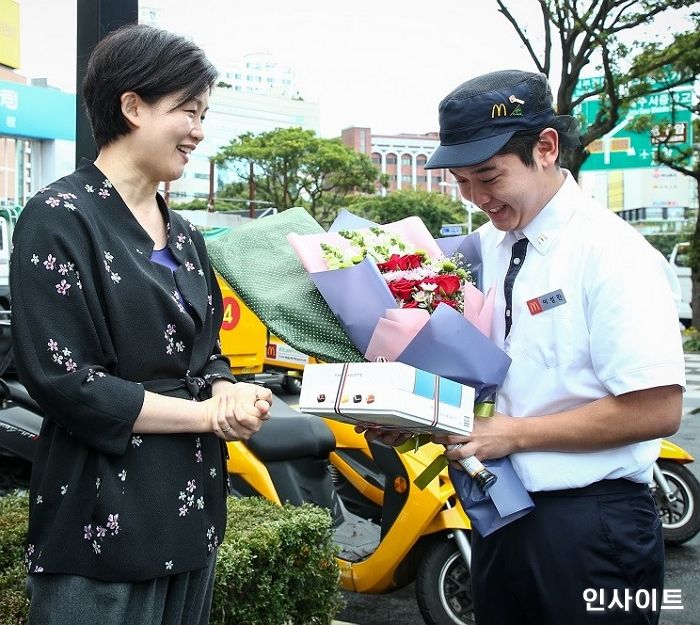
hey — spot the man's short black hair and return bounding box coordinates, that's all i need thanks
[82,24,218,150]
[497,129,562,168]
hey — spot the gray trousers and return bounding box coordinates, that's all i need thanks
[26,553,217,625]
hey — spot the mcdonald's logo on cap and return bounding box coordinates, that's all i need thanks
[491,103,507,118]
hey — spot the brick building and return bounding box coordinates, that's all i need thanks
[341,126,458,197]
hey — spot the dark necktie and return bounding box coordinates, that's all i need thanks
[503,237,528,339]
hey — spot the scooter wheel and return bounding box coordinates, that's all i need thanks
[415,536,475,625]
[653,460,700,546]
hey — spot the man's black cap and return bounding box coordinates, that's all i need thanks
[425,69,579,170]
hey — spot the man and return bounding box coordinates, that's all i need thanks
[422,70,685,624]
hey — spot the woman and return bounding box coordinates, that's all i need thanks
[10,24,272,625]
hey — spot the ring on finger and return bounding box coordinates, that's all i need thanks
[222,425,232,433]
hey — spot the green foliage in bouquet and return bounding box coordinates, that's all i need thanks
[0,493,342,625]
[207,206,365,364]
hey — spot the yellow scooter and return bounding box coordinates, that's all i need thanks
[653,439,700,545]
[225,399,476,625]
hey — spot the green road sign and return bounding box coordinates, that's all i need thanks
[576,80,693,171]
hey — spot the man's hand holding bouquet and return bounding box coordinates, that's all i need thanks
[207,207,534,536]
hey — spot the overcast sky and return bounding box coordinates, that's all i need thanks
[17,0,693,138]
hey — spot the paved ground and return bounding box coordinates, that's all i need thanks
[682,353,700,415]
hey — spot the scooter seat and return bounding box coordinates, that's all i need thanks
[247,412,336,461]
[3,378,42,414]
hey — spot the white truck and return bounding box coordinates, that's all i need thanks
[669,242,692,328]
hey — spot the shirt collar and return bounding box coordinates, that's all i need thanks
[495,169,578,254]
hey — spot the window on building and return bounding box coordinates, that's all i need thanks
[416,156,427,166]
[402,156,412,166]
[386,155,397,164]
[371,155,381,165]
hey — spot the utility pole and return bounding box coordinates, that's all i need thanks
[75,0,138,167]
[208,160,215,211]
[248,161,256,219]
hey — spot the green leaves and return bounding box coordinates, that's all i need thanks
[346,189,486,238]
[0,492,342,625]
[213,127,382,226]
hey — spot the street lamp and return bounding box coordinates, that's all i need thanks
[439,181,476,234]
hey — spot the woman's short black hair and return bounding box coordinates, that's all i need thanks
[82,24,218,150]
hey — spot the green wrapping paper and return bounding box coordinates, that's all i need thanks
[206,207,365,364]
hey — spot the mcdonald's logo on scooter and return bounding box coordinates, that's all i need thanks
[491,103,507,118]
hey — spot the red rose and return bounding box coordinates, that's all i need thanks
[388,278,417,301]
[402,299,419,308]
[394,254,423,270]
[377,254,401,272]
[432,274,462,295]
[437,298,459,309]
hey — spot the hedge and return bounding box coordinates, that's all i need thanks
[0,492,342,625]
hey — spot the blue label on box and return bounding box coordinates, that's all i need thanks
[413,370,462,406]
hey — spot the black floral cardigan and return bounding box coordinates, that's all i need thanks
[10,160,236,581]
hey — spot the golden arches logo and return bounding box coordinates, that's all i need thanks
[491,103,507,118]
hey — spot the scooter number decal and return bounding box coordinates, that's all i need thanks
[221,297,241,331]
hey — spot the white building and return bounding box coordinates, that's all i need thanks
[341,127,456,198]
[168,87,320,203]
[579,167,696,235]
[219,52,297,99]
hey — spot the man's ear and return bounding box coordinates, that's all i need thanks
[536,128,560,167]
[120,91,142,129]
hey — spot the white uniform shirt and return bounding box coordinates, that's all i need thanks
[478,171,686,491]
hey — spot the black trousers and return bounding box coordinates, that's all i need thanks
[471,479,664,625]
[26,552,217,625]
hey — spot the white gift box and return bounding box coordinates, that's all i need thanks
[299,362,474,436]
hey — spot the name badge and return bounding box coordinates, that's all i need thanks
[526,289,566,315]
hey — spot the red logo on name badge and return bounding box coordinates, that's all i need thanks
[526,298,543,315]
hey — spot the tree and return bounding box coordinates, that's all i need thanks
[627,20,700,326]
[345,190,488,238]
[212,127,382,225]
[169,198,209,211]
[495,0,698,179]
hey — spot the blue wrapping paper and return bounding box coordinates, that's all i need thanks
[449,458,534,537]
[310,259,396,355]
[319,211,534,535]
[396,303,510,404]
[436,232,484,292]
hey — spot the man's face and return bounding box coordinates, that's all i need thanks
[450,152,550,232]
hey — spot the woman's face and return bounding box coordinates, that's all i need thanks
[136,89,209,183]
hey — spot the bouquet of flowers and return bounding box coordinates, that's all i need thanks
[286,211,507,400]
[321,226,469,314]
[207,207,534,536]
